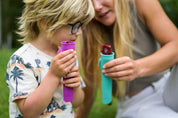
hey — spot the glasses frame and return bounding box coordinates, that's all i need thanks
[68,21,83,34]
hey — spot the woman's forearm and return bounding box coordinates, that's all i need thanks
[136,41,178,78]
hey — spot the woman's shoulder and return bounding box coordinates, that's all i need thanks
[134,0,163,24]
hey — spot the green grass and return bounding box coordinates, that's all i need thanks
[88,88,118,118]
[0,49,117,118]
[0,49,16,117]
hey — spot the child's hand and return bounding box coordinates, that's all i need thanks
[49,49,76,79]
[63,66,81,88]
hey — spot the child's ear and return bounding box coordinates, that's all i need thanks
[38,19,49,31]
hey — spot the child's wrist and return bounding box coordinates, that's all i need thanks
[74,86,80,92]
[46,71,62,82]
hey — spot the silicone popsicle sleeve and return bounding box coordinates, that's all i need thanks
[57,41,75,102]
[99,45,114,104]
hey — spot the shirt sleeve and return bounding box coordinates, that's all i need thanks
[80,77,86,88]
[7,63,38,102]
[75,59,86,88]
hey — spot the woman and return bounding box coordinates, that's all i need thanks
[75,0,178,118]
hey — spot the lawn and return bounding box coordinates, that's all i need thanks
[0,49,15,117]
[0,49,118,118]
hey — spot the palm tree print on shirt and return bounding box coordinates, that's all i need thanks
[47,61,51,67]
[35,59,41,68]
[11,55,25,65]
[6,73,9,86]
[50,115,56,118]
[10,66,24,92]
[15,114,23,118]
[35,59,45,72]
[41,98,67,115]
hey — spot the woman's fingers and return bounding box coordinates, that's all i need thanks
[103,62,134,73]
[103,56,131,69]
[105,69,134,78]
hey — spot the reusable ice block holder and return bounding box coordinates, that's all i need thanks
[99,52,115,104]
[57,41,75,102]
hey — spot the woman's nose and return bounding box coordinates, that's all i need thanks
[92,0,102,11]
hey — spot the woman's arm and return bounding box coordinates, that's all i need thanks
[134,0,178,77]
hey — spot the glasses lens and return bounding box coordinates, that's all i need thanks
[72,22,81,34]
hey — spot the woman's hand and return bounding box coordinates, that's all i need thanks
[102,56,139,81]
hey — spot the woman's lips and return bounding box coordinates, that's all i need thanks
[98,10,110,18]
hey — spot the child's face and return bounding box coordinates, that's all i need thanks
[50,23,82,47]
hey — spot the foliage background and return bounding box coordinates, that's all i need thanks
[0,0,178,49]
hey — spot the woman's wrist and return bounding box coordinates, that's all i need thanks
[135,59,144,78]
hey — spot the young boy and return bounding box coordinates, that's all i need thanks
[6,0,94,117]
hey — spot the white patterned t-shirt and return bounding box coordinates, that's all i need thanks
[6,43,85,118]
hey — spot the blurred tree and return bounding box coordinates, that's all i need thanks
[159,0,178,27]
[1,0,23,48]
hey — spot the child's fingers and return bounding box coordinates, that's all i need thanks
[65,71,79,78]
[64,77,80,84]
[56,49,75,59]
[50,50,76,77]
[70,66,79,72]
[58,51,76,64]
[63,61,76,74]
[63,56,76,68]
[52,55,76,76]
[63,77,81,88]
[65,66,79,78]
[65,82,80,88]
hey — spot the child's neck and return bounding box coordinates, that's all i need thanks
[31,36,58,57]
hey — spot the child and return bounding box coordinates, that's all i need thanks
[6,0,94,117]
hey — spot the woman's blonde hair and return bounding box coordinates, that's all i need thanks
[17,0,95,43]
[77,0,134,98]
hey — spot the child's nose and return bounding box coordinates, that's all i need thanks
[76,28,82,35]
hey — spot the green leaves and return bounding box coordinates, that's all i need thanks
[159,0,178,27]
